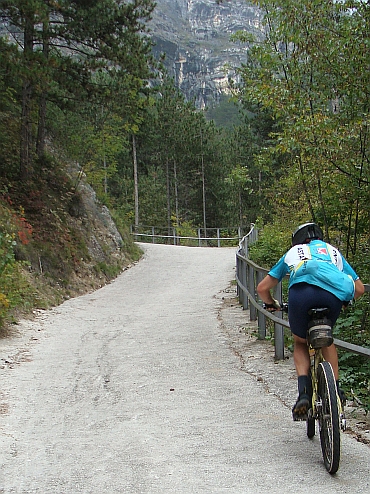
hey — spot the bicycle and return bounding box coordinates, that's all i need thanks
[282,304,346,474]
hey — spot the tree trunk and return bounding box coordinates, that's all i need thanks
[132,134,139,230]
[20,79,33,180]
[316,173,329,242]
[353,128,367,255]
[20,14,34,180]
[298,156,315,222]
[173,160,179,227]
[36,21,49,159]
[200,128,207,237]
[166,159,171,236]
[36,92,47,159]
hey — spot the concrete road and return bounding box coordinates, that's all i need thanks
[0,243,369,493]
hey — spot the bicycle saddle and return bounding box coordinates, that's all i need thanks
[308,307,330,318]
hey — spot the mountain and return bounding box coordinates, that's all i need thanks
[149,0,263,108]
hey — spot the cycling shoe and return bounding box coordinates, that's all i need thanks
[292,394,310,421]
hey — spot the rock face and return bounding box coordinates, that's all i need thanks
[149,0,263,108]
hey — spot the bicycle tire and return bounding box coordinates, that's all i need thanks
[317,361,341,474]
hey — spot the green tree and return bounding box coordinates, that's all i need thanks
[111,73,242,232]
[0,0,156,180]
[236,0,370,258]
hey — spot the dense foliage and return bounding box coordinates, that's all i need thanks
[236,0,370,263]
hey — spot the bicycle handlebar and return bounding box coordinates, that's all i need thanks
[263,301,288,313]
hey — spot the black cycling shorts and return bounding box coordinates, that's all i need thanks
[288,282,343,340]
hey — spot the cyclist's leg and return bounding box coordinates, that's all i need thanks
[293,334,310,377]
[289,283,344,417]
[322,344,339,380]
[316,294,343,399]
[322,344,347,405]
[288,284,321,419]
[291,334,311,419]
[288,283,312,391]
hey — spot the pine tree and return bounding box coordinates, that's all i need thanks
[0,0,156,180]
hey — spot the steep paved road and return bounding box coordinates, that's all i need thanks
[1,243,369,493]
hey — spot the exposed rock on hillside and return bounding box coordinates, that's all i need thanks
[6,163,140,319]
[150,0,263,108]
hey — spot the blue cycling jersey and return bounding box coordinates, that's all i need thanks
[268,240,359,301]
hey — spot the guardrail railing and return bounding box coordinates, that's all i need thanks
[236,225,370,360]
[131,225,243,247]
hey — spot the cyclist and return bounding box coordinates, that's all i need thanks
[256,222,365,420]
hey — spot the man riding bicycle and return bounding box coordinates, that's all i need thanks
[257,222,365,420]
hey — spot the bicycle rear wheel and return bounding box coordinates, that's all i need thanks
[317,361,341,474]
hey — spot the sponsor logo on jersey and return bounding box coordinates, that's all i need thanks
[297,246,306,260]
[331,249,339,265]
[317,247,328,255]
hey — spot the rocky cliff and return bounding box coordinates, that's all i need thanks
[149,0,263,108]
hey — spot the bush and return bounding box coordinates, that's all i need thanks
[0,232,16,275]
[334,302,370,414]
[0,200,48,329]
[172,217,199,247]
[338,351,370,414]
[248,222,292,268]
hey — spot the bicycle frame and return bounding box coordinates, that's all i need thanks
[310,347,321,418]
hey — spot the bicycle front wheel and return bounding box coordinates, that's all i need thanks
[317,361,341,474]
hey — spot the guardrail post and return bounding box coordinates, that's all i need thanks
[243,236,248,257]
[236,255,241,304]
[239,258,248,309]
[256,271,266,339]
[217,228,221,248]
[248,264,257,321]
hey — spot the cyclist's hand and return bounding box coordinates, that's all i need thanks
[263,298,281,312]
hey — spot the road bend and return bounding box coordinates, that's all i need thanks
[0,243,369,493]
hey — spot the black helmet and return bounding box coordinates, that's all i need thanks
[292,222,324,246]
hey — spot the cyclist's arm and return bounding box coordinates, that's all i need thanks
[257,255,289,310]
[257,274,280,307]
[354,278,365,299]
[341,256,365,299]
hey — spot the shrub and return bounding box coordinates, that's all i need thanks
[248,222,291,268]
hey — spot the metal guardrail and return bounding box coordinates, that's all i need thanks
[130,225,243,247]
[236,225,370,360]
